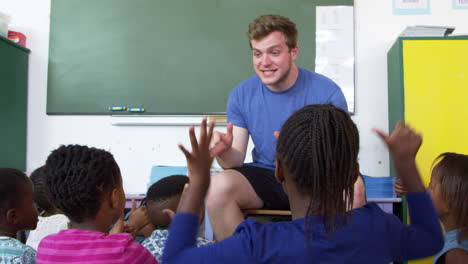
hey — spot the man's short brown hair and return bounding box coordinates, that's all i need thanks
[247,14,298,50]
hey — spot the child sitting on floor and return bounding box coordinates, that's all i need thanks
[396,152,468,263]
[141,175,210,262]
[26,166,69,250]
[36,145,158,264]
[0,168,38,263]
[430,153,468,263]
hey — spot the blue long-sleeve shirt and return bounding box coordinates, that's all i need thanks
[163,192,443,263]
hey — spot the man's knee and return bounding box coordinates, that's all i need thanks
[206,170,240,208]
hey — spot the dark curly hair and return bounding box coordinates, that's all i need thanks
[0,168,29,215]
[276,104,359,236]
[45,145,121,223]
[146,175,189,203]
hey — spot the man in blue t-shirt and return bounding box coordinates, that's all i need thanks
[207,14,365,241]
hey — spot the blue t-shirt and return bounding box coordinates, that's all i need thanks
[227,67,348,170]
[163,192,444,264]
[433,229,468,264]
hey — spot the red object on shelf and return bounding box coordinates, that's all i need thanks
[7,30,26,47]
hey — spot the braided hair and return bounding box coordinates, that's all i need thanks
[45,145,121,223]
[276,104,359,236]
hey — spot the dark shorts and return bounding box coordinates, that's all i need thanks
[232,164,290,210]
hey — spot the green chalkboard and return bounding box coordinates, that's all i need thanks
[47,0,353,115]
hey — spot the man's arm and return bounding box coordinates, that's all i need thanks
[212,125,249,169]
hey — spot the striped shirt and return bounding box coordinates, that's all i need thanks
[36,229,158,264]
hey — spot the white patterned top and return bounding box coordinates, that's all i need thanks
[26,214,69,250]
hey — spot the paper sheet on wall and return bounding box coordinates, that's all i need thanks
[315,6,354,113]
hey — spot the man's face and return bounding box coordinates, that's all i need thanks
[250,31,298,91]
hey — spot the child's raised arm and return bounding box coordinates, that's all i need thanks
[374,121,425,193]
[176,118,215,217]
[375,121,444,260]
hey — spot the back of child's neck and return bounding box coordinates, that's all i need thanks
[442,216,458,232]
[69,220,110,234]
[0,227,18,238]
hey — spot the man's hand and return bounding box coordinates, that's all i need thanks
[210,122,233,157]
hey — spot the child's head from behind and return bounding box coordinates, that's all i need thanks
[146,175,189,229]
[276,104,359,231]
[46,145,125,225]
[428,152,468,241]
[0,168,38,234]
[30,165,59,216]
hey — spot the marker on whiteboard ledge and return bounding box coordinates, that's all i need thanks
[109,106,127,111]
[128,107,145,113]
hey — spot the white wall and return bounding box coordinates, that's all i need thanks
[1,0,467,193]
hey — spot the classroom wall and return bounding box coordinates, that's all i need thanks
[1,0,467,193]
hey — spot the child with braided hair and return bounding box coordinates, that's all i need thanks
[162,104,443,263]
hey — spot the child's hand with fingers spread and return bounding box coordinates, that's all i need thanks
[178,118,215,189]
[176,118,215,216]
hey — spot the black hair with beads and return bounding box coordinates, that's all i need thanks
[45,145,121,223]
[276,104,359,236]
[146,175,189,203]
[0,168,29,215]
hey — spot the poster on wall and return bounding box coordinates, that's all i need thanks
[393,0,430,15]
[315,6,355,113]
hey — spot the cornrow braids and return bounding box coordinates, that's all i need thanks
[432,152,468,242]
[0,168,29,215]
[146,175,189,203]
[276,104,359,237]
[45,145,121,223]
[30,166,55,215]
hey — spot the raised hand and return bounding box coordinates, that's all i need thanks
[374,121,424,193]
[373,121,422,161]
[210,122,233,157]
[179,118,215,188]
